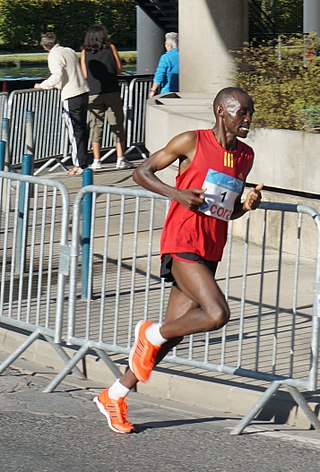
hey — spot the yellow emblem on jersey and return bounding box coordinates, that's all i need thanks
[224,151,234,168]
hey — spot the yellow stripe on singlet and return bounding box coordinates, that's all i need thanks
[224,151,234,168]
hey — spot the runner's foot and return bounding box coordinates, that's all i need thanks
[93,388,133,434]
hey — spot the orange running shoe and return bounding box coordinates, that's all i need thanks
[93,388,133,434]
[129,320,161,382]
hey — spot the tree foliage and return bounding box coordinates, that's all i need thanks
[0,0,136,50]
[234,34,320,131]
[257,0,303,33]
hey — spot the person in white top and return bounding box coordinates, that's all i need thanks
[34,32,90,175]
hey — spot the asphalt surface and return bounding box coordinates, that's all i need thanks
[1,356,320,472]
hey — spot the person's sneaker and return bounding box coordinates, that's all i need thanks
[116,158,134,169]
[93,388,133,434]
[129,320,161,382]
[91,160,102,170]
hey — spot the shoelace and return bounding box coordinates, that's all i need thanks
[110,398,130,424]
[139,338,160,365]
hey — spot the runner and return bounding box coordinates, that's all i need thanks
[94,87,263,433]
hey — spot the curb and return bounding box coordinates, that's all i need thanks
[0,327,318,431]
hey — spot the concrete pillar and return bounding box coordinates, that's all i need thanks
[304,0,320,34]
[136,6,165,74]
[178,0,248,93]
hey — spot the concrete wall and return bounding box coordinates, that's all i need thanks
[246,127,320,196]
[145,94,320,258]
[146,93,320,197]
[304,0,320,34]
[136,6,165,74]
[179,0,248,92]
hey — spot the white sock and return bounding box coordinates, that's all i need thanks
[108,379,130,399]
[117,156,124,162]
[145,322,166,346]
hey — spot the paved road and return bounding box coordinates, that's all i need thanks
[1,357,320,472]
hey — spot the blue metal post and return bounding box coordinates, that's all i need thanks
[1,119,10,214]
[15,154,33,273]
[0,140,5,217]
[25,110,34,154]
[81,168,93,298]
[1,118,10,171]
[0,140,5,171]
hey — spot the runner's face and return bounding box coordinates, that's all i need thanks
[222,94,254,139]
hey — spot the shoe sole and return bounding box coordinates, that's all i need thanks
[128,320,144,379]
[116,163,134,170]
[93,396,130,434]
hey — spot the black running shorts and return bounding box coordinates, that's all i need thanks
[160,252,218,284]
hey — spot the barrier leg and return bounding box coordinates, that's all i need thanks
[230,381,281,435]
[81,168,93,299]
[41,334,85,379]
[43,344,90,393]
[100,147,116,163]
[95,348,123,378]
[34,156,69,175]
[287,386,320,432]
[0,330,41,374]
[124,144,148,159]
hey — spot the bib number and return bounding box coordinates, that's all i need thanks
[198,170,243,221]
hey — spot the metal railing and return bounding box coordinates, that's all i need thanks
[0,76,153,171]
[0,174,319,433]
[40,184,320,433]
[0,171,85,377]
[7,89,64,166]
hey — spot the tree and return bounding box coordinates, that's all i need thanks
[0,0,136,50]
[257,0,303,33]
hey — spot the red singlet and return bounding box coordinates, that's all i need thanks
[160,129,254,261]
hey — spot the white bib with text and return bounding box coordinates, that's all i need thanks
[198,169,243,221]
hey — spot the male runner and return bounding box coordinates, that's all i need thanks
[93,87,263,433]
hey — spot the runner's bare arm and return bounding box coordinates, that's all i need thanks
[133,131,205,210]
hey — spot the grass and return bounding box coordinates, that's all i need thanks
[0,51,137,66]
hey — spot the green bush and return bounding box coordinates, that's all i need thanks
[0,0,136,50]
[234,34,320,131]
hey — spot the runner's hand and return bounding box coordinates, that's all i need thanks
[176,188,205,210]
[243,183,263,211]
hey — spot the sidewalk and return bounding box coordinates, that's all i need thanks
[1,351,320,472]
[1,154,319,434]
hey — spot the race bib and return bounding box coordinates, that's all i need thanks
[198,170,243,221]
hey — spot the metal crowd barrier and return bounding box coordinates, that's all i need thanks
[44,185,170,392]
[6,89,65,167]
[1,76,152,172]
[0,169,319,432]
[0,171,84,378]
[125,77,153,158]
[39,184,320,433]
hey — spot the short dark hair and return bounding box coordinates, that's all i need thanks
[213,87,252,116]
[41,32,58,50]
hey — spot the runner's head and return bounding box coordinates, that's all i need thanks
[213,87,254,140]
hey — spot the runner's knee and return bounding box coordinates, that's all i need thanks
[205,304,230,331]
